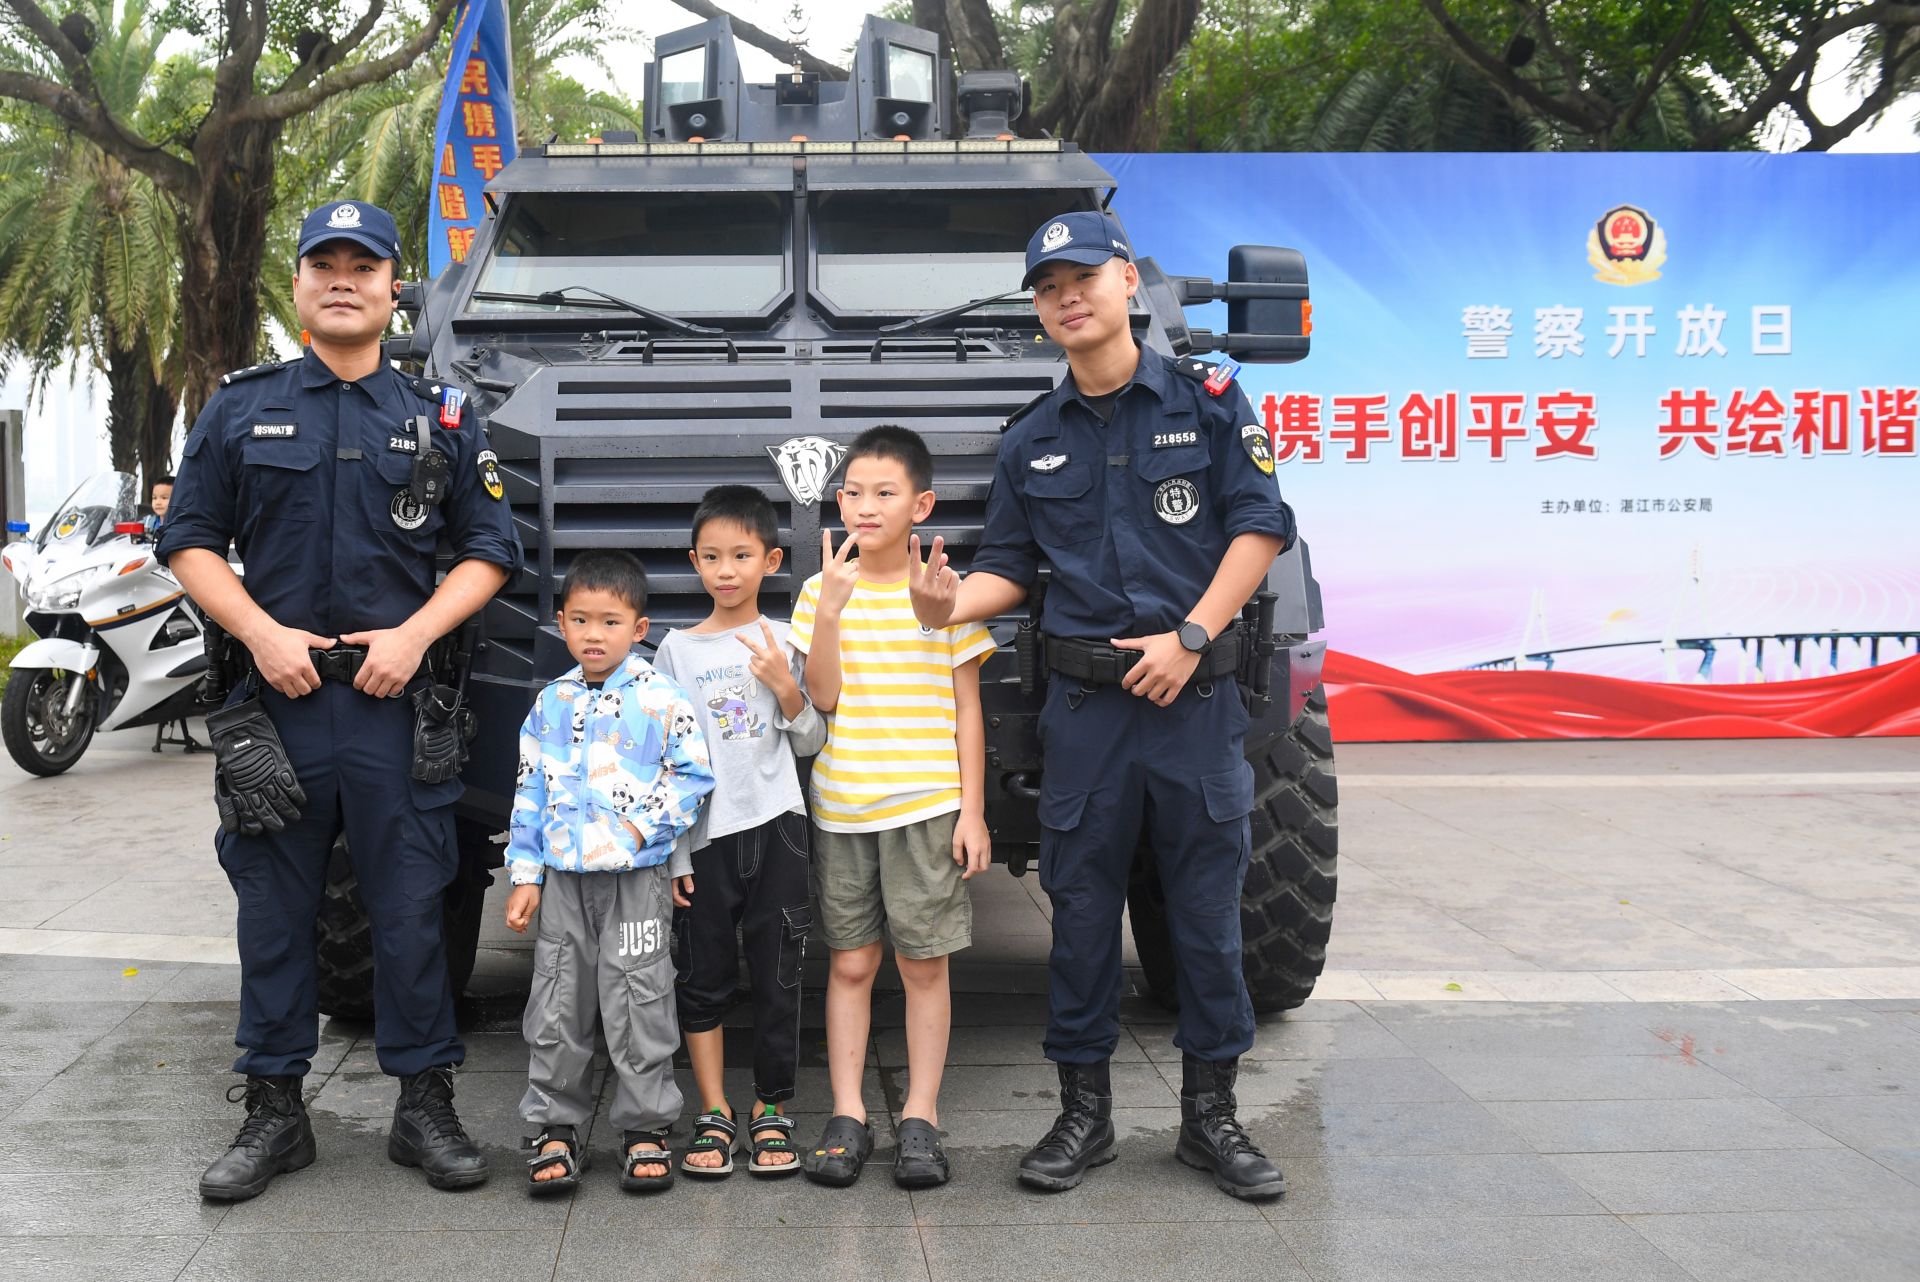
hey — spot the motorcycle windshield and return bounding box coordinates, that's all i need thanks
[37,472,138,551]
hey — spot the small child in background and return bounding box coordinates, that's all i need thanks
[654,486,826,1178]
[503,550,714,1195]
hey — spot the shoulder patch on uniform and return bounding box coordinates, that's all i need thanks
[1172,357,1217,385]
[999,389,1052,434]
[218,359,292,387]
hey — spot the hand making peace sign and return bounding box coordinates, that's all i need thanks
[735,618,799,701]
[907,533,959,630]
[817,528,862,616]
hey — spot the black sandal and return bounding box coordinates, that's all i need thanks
[679,1111,737,1179]
[802,1114,873,1188]
[620,1130,674,1194]
[525,1124,587,1196]
[746,1108,801,1177]
[893,1117,951,1189]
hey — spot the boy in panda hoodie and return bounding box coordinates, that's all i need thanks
[502,551,714,1195]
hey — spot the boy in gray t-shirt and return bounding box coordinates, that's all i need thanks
[652,486,825,1178]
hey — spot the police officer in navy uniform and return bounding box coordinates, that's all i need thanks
[909,211,1294,1200]
[160,200,522,1200]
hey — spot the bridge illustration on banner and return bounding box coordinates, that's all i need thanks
[1467,549,1920,682]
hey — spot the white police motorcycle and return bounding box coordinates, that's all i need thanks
[1,471,213,775]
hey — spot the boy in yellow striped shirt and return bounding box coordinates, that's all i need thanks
[789,425,994,1189]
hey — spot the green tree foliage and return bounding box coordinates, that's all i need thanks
[0,0,461,416]
[276,0,643,298]
[1158,0,1920,152]
[0,0,193,484]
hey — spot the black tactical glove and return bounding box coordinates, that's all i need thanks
[206,695,306,835]
[410,684,469,784]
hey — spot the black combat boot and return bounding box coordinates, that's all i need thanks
[199,1075,316,1201]
[1176,1055,1284,1199]
[388,1066,489,1190]
[1017,1061,1116,1191]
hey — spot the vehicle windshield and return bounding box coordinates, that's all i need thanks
[468,192,788,316]
[811,189,1097,316]
[37,472,138,550]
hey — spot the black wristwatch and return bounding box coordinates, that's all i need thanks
[1176,620,1211,653]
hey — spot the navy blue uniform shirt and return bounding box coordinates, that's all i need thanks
[970,346,1295,640]
[158,350,522,635]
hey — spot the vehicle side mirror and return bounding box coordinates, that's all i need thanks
[1146,244,1312,365]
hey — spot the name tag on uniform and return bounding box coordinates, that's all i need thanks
[251,422,297,439]
[387,434,419,453]
[1152,430,1197,449]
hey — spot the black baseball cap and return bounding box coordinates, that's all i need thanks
[297,199,402,262]
[1021,211,1132,290]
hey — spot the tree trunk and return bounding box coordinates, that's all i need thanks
[913,0,1004,74]
[103,343,143,477]
[179,116,285,422]
[140,368,179,486]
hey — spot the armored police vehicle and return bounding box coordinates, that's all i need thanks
[317,15,1336,1020]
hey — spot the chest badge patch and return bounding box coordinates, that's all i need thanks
[1154,477,1200,526]
[252,423,297,439]
[1030,453,1068,473]
[390,489,430,531]
[477,449,506,501]
[1240,423,1275,476]
[387,434,419,454]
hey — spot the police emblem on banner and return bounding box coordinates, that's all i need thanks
[1239,423,1275,475]
[477,449,505,501]
[391,489,430,531]
[1154,477,1200,525]
[766,436,847,506]
[1587,204,1666,286]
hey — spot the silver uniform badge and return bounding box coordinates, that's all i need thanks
[1030,453,1068,473]
[766,436,847,506]
[1153,477,1200,525]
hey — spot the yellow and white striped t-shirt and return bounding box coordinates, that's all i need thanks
[790,573,994,833]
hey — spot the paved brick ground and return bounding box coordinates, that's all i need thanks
[2,730,1916,1280]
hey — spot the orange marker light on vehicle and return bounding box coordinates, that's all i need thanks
[117,557,150,576]
[1301,301,1313,336]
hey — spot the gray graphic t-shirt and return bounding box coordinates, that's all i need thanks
[653,619,825,849]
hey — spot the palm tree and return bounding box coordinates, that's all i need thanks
[0,0,190,487]
[275,0,645,295]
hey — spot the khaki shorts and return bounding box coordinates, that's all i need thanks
[812,811,972,960]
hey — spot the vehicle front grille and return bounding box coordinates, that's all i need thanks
[479,361,1059,682]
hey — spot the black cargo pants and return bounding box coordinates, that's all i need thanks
[671,810,812,1103]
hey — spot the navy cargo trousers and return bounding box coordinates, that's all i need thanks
[215,677,464,1078]
[1036,676,1256,1064]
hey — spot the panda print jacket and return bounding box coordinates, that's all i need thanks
[505,653,716,886]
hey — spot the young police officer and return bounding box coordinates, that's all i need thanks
[909,211,1294,1200]
[160,201,522,1200]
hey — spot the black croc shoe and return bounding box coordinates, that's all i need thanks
[801,1114,873,1187]
[893,1118,952,1189]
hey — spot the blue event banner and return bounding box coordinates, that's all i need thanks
[1098,153,1919,699]
[429,0,517,277]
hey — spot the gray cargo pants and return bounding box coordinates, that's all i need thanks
[519,865,682,1134]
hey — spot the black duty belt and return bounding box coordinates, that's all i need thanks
[310,645,369,684]
[1044,627,1245,686]
[306,637,457,685]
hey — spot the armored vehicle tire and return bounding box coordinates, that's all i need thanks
[315,831,494,1023]
[1126,684,1338,1015]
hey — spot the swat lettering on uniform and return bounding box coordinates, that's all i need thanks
[388,434,419,454]
[252,423,298,439]
[618,918,663,958]
[1153,431,1198,449]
